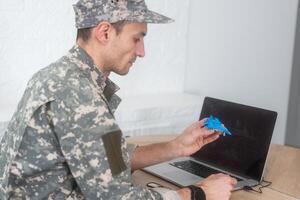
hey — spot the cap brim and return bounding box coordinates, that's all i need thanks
[127,9,174,24]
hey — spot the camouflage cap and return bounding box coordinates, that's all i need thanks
[73,0,174,29]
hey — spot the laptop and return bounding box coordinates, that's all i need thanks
[143,96,277,189]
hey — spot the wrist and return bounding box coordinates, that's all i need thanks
[168,139,183,158]
[176,188,191,200]
[187,185,206,200]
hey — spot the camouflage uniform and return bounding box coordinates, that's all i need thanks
[0,45,180,199]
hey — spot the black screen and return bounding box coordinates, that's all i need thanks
[194,97,277,181]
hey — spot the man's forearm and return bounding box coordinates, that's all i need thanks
[130,121,220,171]
[130,140,182,171]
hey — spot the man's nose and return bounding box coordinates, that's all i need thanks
[136,40,145,58]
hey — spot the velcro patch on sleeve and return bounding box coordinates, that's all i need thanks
[102,130,127,176]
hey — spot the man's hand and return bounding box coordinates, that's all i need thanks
[176,174,236,200]
[170,119,221,157]
[197,173,237,200]
[130,119,221,171]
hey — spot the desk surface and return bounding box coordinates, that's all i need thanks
[127,135,300,200]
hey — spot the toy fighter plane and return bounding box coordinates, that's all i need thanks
[204,115,232,136]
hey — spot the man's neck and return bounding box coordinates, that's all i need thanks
[76,41,110,79]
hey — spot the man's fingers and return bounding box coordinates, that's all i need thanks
[230,177,237,186]
[202,128,221,137]
[203,132,220,145]
[198,118,207,127]
[217,174,238,186]
[193,128,221,143]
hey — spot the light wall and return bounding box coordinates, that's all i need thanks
[0,0,76,121]
[286,1,300,148]
[184,0,298,144]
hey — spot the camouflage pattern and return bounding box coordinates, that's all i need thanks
[73,0,174,29]
[0,45,174,199]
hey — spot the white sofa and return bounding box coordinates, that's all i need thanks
[115,93,204,136]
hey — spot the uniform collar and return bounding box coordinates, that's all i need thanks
[68,45,120,96]
[67,45,121,113]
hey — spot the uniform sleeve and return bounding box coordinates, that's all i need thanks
[152,188,182,200]
[49,100,172,200]
[126,142,138,162]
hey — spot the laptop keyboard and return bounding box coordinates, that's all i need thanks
[170,160,242,181]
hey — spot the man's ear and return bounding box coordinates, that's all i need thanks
[93,21,114,44]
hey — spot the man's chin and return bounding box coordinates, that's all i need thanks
[113,69,130,76]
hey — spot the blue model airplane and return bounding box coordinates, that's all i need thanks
[204,115,232,136]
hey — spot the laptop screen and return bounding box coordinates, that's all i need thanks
[193,97,277,181]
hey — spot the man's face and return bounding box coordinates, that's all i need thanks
[108,23,147,75]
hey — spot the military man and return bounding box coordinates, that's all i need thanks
[0,0,236,199]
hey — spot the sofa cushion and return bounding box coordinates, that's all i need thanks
[114,93,204,136]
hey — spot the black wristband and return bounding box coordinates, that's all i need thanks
[187,185,206,200]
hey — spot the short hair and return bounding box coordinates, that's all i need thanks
[76,20,128,42]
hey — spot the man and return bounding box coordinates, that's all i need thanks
[0,0,236,199]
